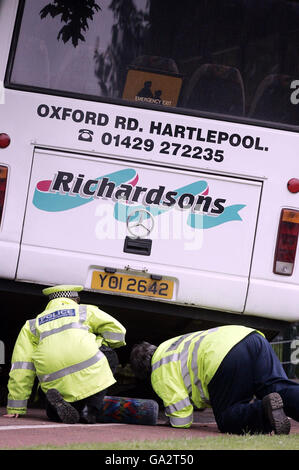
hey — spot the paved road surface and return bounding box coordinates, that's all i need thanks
[0,407,298,450]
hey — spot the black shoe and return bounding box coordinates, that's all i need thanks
[46,389,80,424]
[262,392,291,435]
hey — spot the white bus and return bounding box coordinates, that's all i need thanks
[1,0,299,339]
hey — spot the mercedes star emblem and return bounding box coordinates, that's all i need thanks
[126,209,155,238]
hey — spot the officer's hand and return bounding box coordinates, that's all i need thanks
[3,414,19,418]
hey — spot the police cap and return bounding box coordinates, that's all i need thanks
[42,284,83,300]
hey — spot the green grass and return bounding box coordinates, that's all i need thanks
[3,434,299,451]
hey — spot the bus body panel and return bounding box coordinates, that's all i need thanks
[1,86,299,322]
[16,148,262,312]
[246,280,299,322]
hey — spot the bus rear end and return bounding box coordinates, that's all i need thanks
[1,0,299,336]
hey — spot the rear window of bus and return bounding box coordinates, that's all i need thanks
[7,0,299,127]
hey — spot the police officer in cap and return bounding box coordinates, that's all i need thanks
[4,285,126,424]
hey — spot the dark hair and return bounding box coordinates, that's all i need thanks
[130,341,157,381]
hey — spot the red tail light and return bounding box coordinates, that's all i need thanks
[0,166,8,226]
[273,209,299,275]
[0,134,10,149]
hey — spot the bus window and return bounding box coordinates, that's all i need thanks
[7,0,299,127]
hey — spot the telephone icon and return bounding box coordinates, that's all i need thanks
[78,129,94,142]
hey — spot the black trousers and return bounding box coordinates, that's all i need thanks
[46,388,106,422]
[46,345,119,422]
[208,332,299,434]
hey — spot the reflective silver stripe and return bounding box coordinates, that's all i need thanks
[152,353,180,371]
[169,414,193,427]
[190,327,219,403]
[165,397,191,414]
[191,339,205,399]
[38,350,103,383]
[78,305,87,322]
[181,340,192,392]
[154,328,219,411]
[39,305,88,341]
[39,322,88,341]
[29,319,37,337]
[166,333,196,352]
[153,332,204,373]
[179,331,206,394]
[7,399,28,408]
[166,331,203,352]
[102,331,125,341]
[192,337,210,403]
[11,361,35,371]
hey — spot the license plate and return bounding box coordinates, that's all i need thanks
[91,271,174,299]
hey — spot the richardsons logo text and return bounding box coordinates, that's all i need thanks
[46,170,226,213]
[33,168,246,229]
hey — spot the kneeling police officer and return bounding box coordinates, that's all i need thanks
[130,325,299,435]
[5,284,126,424]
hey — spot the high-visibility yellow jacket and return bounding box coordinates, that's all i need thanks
[7,298,126,415]
[151,325,263,428]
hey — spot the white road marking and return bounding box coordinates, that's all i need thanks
[0,423,125,431]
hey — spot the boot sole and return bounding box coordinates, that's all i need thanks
[46,389,79,424]
[263,392,291,435]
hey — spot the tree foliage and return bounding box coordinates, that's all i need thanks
[94,0,150,96]
[39,0,150,96]
[40,0,101,47]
